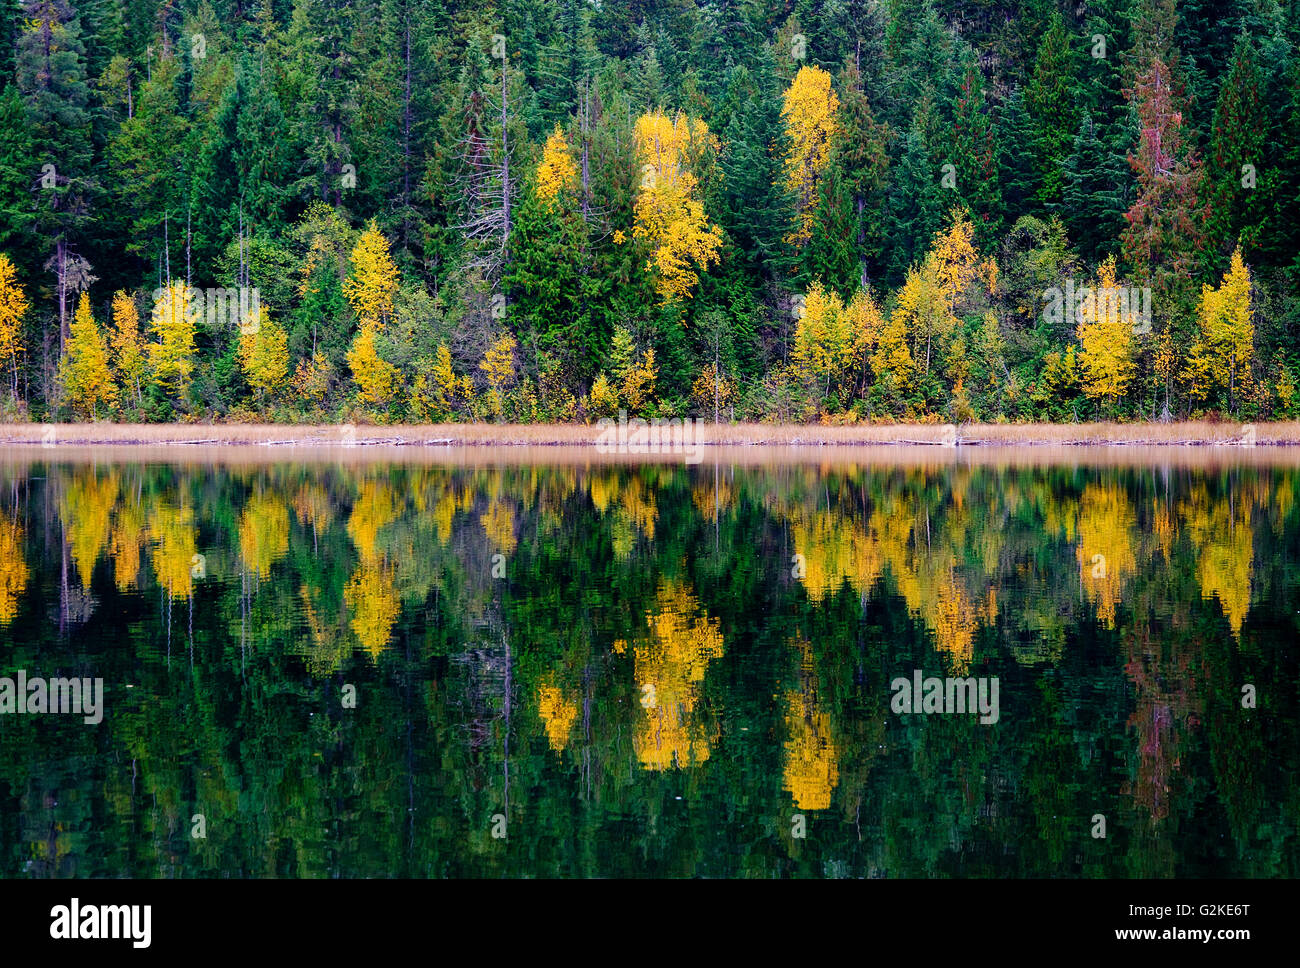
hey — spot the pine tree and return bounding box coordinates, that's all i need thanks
[1205,33,1266,266]
[1025,15,1079,205]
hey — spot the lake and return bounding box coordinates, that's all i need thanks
[0,447,1296,877]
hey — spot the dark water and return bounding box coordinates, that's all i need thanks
[0,454,1296,877]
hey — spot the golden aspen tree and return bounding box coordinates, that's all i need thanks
[931,212,980,311]
[844,287,913,398]
[1185,248,1253,413]
[346,322,400,409]
[60,291,118,418]
[479,333,518,419]
[1077,258,1136,408]
[0,254,27,402]
[108,291,146,408]
[148,281,197,398]
[343,220,400,326]
[780,65,840,247]
[791,282,854,399]
[621,346,658,412]
[588,371,619,417]
[632,110,723,303]
[237,306,290,406]
[691,363,735,420]
[344,222,402,409]
[536,125,578,202]
[892,255,954,378]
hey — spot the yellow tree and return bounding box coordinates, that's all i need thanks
[931,211,980,312]
[781,65,841,247]
[891,254,954,378]
[343,220,400,326]
[632,110,723,303]
[0,254,28,402]
[148,282,197,398]
[791,281,854,399]
[60,292,118,418]
[1185,249,1253,413]
[343,222,402,409]
[346,322,400,409]
[479,332,517,419]
[1077,258,1136,409]
[109,291,146,409]
[536,125,578,202]
[238,306,290,406]
[845,287,913,399]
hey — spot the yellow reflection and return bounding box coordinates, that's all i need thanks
[616,579,724,770]
[1076,483,1136,628]
[239,490,289,578]
[60,469,118,590]
[0,514,30,625]
[782,634,839,810]
[537,674,580,752]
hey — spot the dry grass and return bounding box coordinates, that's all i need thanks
[0,419,1293,447]
[2,420,1300,471]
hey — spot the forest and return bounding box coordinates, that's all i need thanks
[0,0,1297,425]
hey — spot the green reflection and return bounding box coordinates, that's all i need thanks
[0,459,1295,877]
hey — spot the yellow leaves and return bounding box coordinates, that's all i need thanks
[590,327,657,415]
[480,498,516,554]
[0,253,28,387]
[622,579,725,770]
[345,561,400,660]
[0,513,29,625]
[148,282,196,397]
[690,363,735,416]
[781,634,839,810]
[109,291,145,407]
[931,213,980,307]
[237,306,290,401]
[60,292,117,418]
[537,675,580,752]
[290,350,333,407]
[1076,483,1137,629]
[587,371,619,417]
[792,281,852,392]
[346,322,400,409]
[148,500,197,598]
[780,65,840,248]
[1181,483,1254,635]
[632,111,723,304]
[1185,248,1253,408]
[238,490,289,579]
[479,333,517,419]
[621,346,657,413]
[60,469,117,590]
[535,125,578,203]
[346,479,401,659]
[343,220,400,326]
[1076,256,1136,406]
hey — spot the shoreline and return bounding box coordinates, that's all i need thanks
[0,420,1295,448]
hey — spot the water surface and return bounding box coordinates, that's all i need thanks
[0,449,1296,877]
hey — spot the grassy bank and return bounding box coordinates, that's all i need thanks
[0,420,1293,447]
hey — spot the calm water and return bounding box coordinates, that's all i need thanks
[0,451,1296,877]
